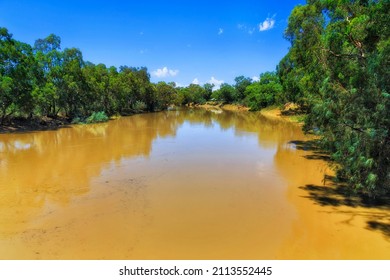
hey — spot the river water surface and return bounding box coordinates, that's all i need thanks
[0,109,389,259]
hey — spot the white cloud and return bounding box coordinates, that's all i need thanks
[238,23,255,35]
[174,76,224,90]
[259,17,275,31]
[169,69,179,76]
[174,82,185,88]
[151,67,179,78]
[252,76,259,82]
[209,76,224,90]
[218,28,223,35]
[192,78,200,85]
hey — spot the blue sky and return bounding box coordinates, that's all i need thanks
[0,0,305,87]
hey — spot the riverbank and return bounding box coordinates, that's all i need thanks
[1,112,130,133]
[194,102,305,124]
[0,104,304,134]
[0,116,70,133]
[193,102,250,112]
[260,106,306,125]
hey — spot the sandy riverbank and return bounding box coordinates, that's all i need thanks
[195,102,305,125]
[260,106,305,125]
[193,102,250,112]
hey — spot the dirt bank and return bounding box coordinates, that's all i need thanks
[260,107,305,125]
[0,116,70,133]
[194,102,250,112]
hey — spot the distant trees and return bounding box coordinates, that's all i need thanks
[279,0,390,196]
[155,81,177,109]
[234,76,252,101]
[176,83,209,105]
[212,83,236,103]
[205,74,283,110]
[0,28,174,123]
[244,72,283,110]
[0,26,287,123]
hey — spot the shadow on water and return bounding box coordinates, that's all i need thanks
[0,117,73,134]
[301,178,390,208]
[288,139,390,240]
[301,180,390,240]
[288,140,332,162]
[367,221,390,240]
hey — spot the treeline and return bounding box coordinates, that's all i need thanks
[278,0,389,196]
[174,72,284,110]
[1,27,283,125]
[0,29,159,123]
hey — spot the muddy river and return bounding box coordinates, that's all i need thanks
[0,109,389,259]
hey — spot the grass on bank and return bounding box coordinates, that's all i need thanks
[260,104,306,125]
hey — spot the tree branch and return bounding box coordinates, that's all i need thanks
[340,122,365,133]
[323,48,366,60]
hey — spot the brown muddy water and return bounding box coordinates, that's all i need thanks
[0,109,389,259]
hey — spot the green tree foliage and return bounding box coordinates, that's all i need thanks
[244,72,283,110]
[278,2,326,109]
[155,81,177,110]
[234,76,252,101]
[33,34,63,117]
[0,75,13,122]
[203,83,214,101]
[0,26,284,123]
[1,27,184,122]
[61,48,88,118]
[280,0,390,196]
[0,28,36,122]
[212,83,236,103]
[177,83,207,105]
[208,77,253,104]
[83,63,113,114]
[115,66,155,113]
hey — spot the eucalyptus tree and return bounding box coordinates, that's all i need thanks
[33,34,63,117]
[234,76,252,101]
[0,28,36,122]
[281,0,390,196]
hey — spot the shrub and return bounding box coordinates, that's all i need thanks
[86,111,109,123]
[132,101,147,112]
